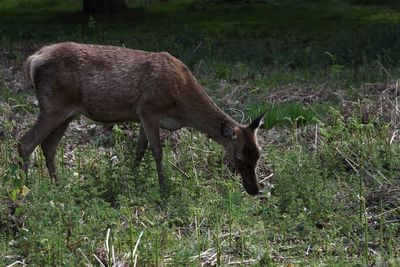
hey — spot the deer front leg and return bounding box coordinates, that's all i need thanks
[133,124,148,167]
[139,114,165,189]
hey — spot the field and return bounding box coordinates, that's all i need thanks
[0,0,399,265]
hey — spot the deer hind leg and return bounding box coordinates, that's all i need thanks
[18,110,72,178]
[133,124,148,167]
[139,114,165,189]
[40,117,73,182]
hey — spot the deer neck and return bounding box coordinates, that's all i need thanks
[184,91,238,148]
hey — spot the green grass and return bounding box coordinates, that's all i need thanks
[2,0,400,69]
[1,0,400,265]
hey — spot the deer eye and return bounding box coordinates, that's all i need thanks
[235,154,244,161]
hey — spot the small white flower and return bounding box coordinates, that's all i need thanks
[111,155,119,164]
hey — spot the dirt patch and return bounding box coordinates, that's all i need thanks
[342,81,400,134]
[0,197,26,236]
[0,42,43,92]
[264,83,340,105]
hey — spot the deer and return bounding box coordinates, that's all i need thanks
[18,42,265,195]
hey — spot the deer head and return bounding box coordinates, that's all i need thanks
[221,112,265,195]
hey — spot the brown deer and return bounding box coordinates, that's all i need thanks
[19,42,265,195]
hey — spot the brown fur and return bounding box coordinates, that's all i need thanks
[19,42,264,195]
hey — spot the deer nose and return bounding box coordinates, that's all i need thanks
[239,169,260,195]
[245,186,260,196]
[242,178,260,195]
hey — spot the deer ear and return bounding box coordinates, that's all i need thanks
[220,123,237,140]
[248,112,266,130]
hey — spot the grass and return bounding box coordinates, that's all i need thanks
[1,0,400,265]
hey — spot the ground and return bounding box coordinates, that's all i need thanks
[0,0,399,266]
